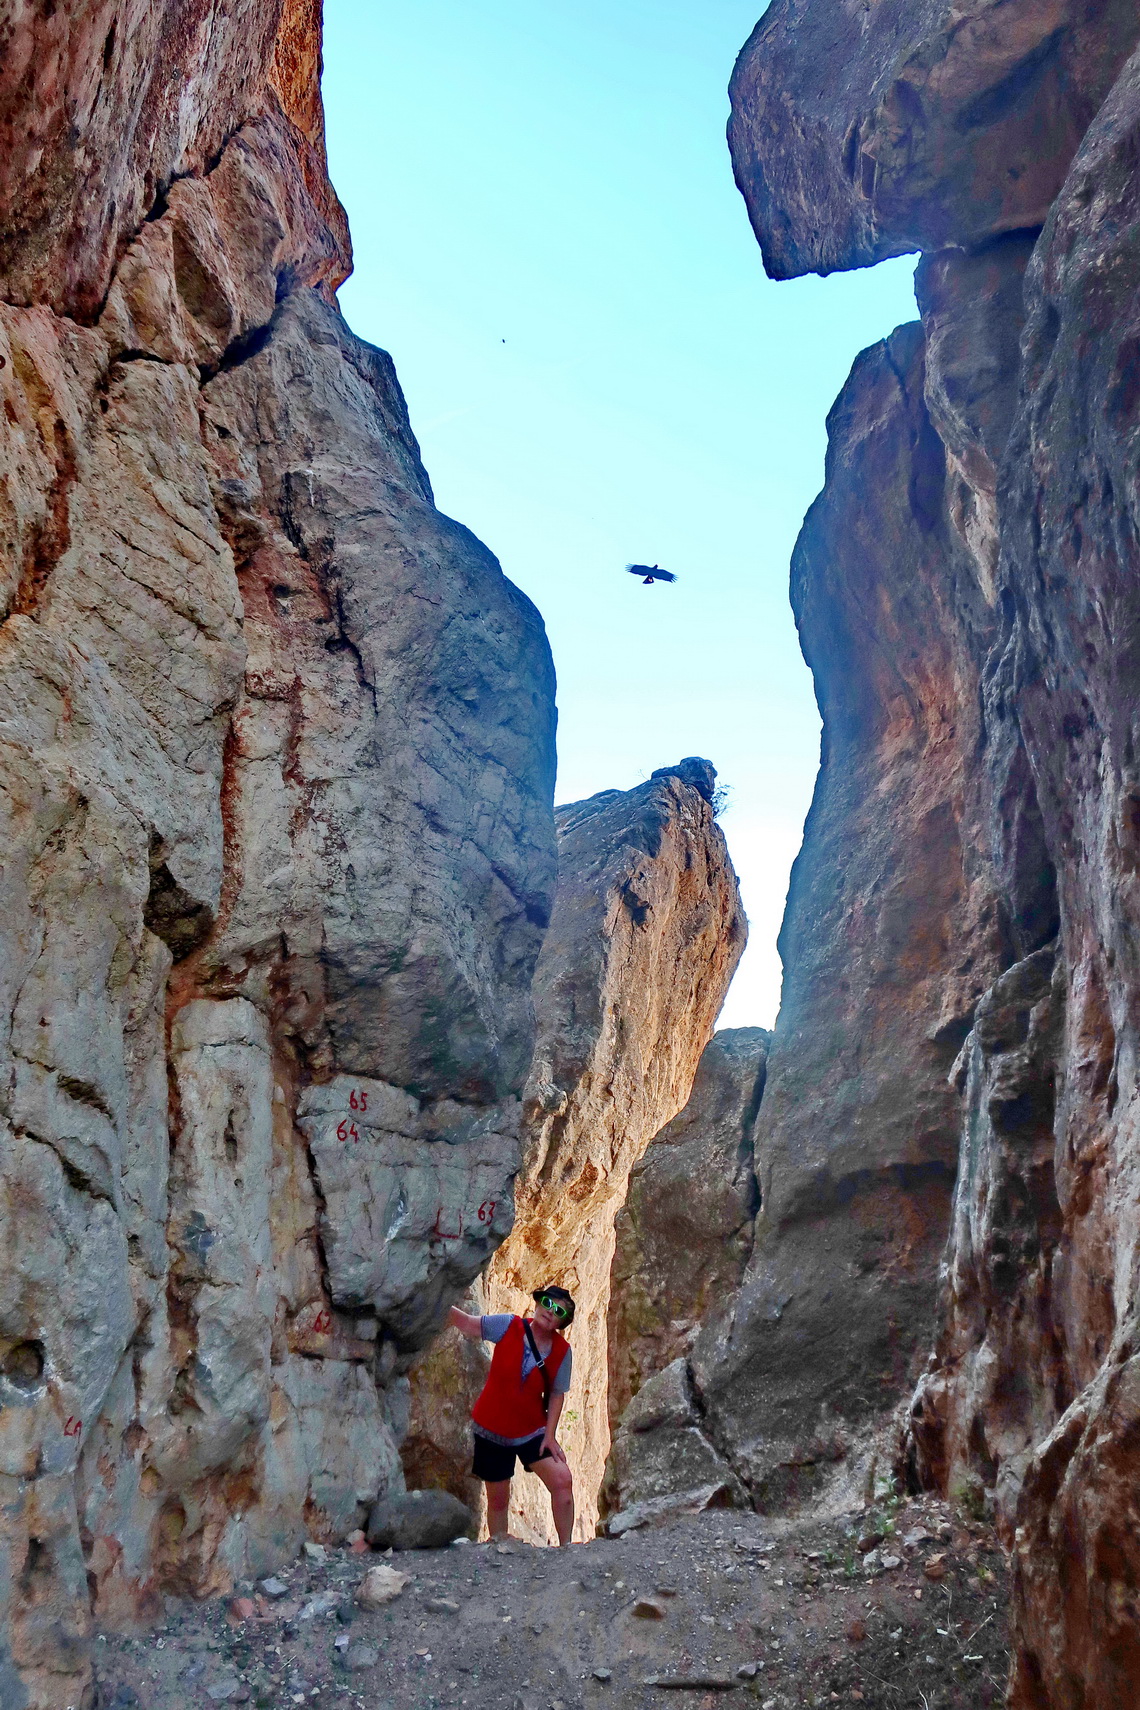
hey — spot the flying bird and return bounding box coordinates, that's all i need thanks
[625,563,677,585]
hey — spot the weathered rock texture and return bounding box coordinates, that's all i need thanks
[407,761,746,1543]
[729,0,1140,279]
[0,6,556,1706]
[909,50,1140,1708]
[493,762,745,1543]
[601,1027,769,1533]
[676,317,1006,1523]
[724,5,1140,1708]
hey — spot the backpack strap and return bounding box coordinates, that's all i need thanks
[522,1319,551,1419]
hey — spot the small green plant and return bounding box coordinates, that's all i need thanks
[950,1476,987,1523]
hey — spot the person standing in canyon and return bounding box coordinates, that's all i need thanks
[448,1287,577,1544]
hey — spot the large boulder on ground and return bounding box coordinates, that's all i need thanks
[602,1358,745,1537]
[365,1489,475,1552]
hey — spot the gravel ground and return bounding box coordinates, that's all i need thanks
[94,1494,1009,1710]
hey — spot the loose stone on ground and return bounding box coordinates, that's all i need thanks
[93,1496,1010,1709]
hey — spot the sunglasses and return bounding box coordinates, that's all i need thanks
[537,1295,571,1322]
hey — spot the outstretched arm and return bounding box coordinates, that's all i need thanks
[449,1305,484,1339]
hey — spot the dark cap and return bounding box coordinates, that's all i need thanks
[533,1284,576,1322]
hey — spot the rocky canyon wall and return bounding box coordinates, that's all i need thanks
[605,304,1015,1526]
[0,6,556,1707]
[405,761,746,1543]
[720,3,1140,1707]
[910,56,1140,1706]
[602,1026,769,1533]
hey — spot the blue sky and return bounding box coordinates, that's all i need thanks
[321,1,918,1028]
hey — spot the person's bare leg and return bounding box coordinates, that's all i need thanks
[485,1478,512,1540]
[531,1456,575,1545]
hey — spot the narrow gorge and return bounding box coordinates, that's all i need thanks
[4,3,1140,1710]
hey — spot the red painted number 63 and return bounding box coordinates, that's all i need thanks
[336,1120,360,1144]
[477,1200,497,1225]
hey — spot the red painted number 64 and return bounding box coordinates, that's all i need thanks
[336,1120,360,1144]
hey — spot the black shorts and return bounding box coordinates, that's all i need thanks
[472,1431,550,1483]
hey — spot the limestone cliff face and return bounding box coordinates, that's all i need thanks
[726,6,1140,1707]
[601,1027,768,1533]
[0,8,556,1707]
[407,761,746,1543]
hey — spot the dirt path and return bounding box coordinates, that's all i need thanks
[95,1495,1009,1710]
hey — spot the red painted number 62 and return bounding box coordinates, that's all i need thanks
[63,1417,82,1438]
[477,1200,497,1225]
[336,1120,360,1144]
